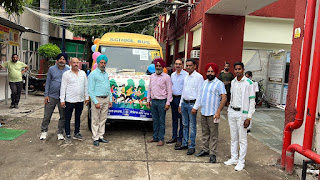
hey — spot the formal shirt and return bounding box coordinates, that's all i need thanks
[171,69,187,96]
[44,65,70,99]
[147,72,173,105]
[230,76,256,118]
[194,78,226,116]
[231,77,244,108]
[88,68,112,104]
[1,61,27,82]
[179,70,204,106]
[60,69,89,103]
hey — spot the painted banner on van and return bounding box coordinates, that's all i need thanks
[107,74,152,121]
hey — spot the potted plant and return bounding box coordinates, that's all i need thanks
[38,43,62,73]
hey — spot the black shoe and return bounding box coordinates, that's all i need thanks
[166,138,177,144]
[247,129,251,133]
[209,155,216,163]
[175,141,182,147]
[174,145,188,150]
[99,138,109,143]
[187,148,195,155]
[195,150,209,157]
[93,140,99,146]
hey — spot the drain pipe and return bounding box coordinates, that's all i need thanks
[285,2,320,173]
[281,0,317,168]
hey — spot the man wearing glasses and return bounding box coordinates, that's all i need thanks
[167,59,187,147]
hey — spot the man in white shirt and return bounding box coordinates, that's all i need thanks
[174,59,204,156]
[167,59,187,147]
[60,57,89,144]
[224,62,256,171]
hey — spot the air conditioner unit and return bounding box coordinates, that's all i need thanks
[190,50,200,59]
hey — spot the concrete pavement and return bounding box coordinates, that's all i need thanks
[0,95,298,180]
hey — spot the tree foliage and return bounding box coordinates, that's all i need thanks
[1,0,32,15]
[31,0,166,38]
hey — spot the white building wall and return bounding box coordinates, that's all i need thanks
[0,7,74,101]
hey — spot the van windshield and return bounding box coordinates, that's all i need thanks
[99,46,160,74]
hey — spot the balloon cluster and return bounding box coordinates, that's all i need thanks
[91,38,101,70]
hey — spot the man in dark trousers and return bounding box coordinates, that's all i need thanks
[40,53,69,140]
[0,54,28,109]
[218,62,234,106]
[166,58,187,147]
[147,58,172,146]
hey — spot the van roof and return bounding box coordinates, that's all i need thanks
[99,32,161,50]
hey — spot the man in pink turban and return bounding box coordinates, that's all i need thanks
[147,58,173,146]
[192,62,227,163]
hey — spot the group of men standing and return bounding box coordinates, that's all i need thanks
[147,58,255,171]
[39,53,111,146]
[1,53,255,170]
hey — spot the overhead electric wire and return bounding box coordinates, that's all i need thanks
[25,1,145,15]
[24,0,164,25]
[24,0,185,27]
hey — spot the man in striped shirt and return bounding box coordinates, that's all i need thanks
[192,63,227,163]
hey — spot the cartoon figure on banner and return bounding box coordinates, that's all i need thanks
[110,85,118,103]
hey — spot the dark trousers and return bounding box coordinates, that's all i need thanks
[65,102,84,136]
[151,99,166,141]
[41,97,65,134]
[171,96,183,142]
[9,81,23,105]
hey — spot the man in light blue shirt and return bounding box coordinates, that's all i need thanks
[40,53,69,141]
[167,58,187,147]
[88,55,113,146]
[192,63,227,163]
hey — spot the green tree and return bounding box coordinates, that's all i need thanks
[1,0,32,15]
[31,0,166,62]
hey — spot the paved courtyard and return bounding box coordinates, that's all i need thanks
[0,95,297,180]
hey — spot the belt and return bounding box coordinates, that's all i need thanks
[231,106,241,111]
[183,99,196,103]
[152,99,167,101]
[97,96,108,98]
[173,95,181,98]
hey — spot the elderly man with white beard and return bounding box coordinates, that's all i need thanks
[88,55,113,146]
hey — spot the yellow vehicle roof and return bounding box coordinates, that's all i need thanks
[98,32,161,50]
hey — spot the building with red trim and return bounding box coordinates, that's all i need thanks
[154,0,320,167]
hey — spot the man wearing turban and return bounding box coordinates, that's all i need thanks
[147,58,172,146]
[192,63,227,163]
[88,55,113,146]
[40,53,70,140]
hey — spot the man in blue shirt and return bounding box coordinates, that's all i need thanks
[167,58,187,147]
[88,55,113,146]
[40,53,70,141]
[192,63,227,163]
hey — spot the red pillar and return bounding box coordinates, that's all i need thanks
[284,0,308,126]
[199,14,245,77]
